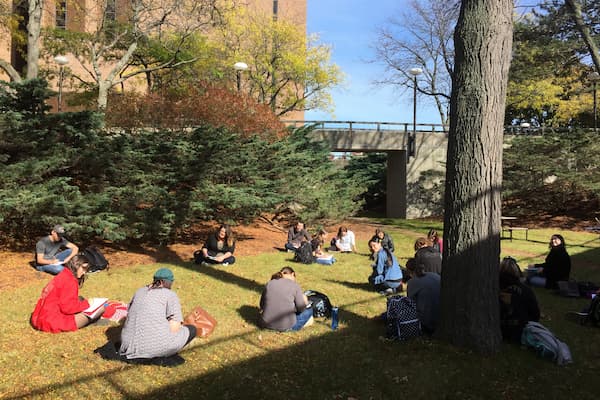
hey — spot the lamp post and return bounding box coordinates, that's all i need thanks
[589,71,600,133]
[408,67,422,159]
[233,62,248,92]
[53,55,69,112]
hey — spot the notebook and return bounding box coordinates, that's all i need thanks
[83,297,109,318]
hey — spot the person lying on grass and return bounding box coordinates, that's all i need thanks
[119,268,197,361]
[31,253,102,332]
[259,266,314,331]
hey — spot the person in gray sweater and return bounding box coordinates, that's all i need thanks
[259,266,314,331]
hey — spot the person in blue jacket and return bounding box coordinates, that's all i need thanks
[368,238,403,294]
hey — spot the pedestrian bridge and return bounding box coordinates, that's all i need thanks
[282,120,449,219]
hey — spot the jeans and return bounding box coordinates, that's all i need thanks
[36,249,72,275]
[284,242,298,252]
[528,276,546,288]
[289,308,313,331]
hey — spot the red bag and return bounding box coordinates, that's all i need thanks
[184,306,217,338]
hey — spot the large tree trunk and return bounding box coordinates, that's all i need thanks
[26,0,43,79]
[437,0,513,353]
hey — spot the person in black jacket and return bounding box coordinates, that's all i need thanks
[527,234,571,289]
[414,237,442,275]
[194,224,236,266]
[500,256,540,342]
[368,228,394,260]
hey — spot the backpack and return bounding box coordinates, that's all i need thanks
[294,241,315,264]
[385,295,421,341]
[585,295,600,325]
[304,290,333,318]
[520,321,572,366]
[84,246,109,272]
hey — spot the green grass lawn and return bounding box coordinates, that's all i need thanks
[2,220,600,399]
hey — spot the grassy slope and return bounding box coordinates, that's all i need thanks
[1,220,600,400]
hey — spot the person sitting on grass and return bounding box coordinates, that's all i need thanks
[285,221,311,252]
[31,253,101,332]
[368,228,394,260]
[119,268,197,362]
[259,266,314,332]
[35,224,79,275]
[334,226,357,253]
[368,238,403,295]
[194,224,236,266]
[414,237,442,274]
[500,257,540,343]
[405,258,441,335]
[311,229,336,265]
[427,229,443,254]
[526,234,571,290]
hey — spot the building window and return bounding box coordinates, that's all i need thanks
[56,1,67,29]
[105,0,116,22]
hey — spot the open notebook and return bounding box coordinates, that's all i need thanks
[83,298,109,319]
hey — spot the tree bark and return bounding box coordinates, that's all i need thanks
[26,0,43,79]
[437,0,513,353]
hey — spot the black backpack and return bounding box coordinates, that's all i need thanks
[585,295,600,325]
[294,241,315,264]
[305,290,333,318]
[84,246,109,272]
[385,295,421,340]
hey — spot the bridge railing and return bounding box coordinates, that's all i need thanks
[282,120,599,135]
[282,120,449,133]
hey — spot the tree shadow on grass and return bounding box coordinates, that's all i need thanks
[324,278,374,293]
[196,264,264,293]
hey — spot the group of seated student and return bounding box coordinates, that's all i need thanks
[310,229,336,265]
[31,258,198,362]
[28,220,567,354]
[194,224,236,267]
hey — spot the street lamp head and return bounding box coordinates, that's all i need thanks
[233,62,248,71]
[588,71,600,82]
[408,67,423,77]
[53,55,69,66]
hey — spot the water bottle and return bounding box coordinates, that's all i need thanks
[331,307,339,330]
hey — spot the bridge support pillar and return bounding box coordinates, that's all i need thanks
[386,150,407,219]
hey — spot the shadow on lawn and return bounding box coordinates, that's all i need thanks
[324,278,373,293]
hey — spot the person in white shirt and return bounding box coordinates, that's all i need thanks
[334,226,357,253]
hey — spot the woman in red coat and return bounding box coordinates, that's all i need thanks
[31,254,96,332]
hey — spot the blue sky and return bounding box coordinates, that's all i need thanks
[305,0,438,124]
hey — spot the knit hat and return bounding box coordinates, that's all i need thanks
[153,268,174,282]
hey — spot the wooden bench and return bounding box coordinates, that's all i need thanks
[502,226,529,241]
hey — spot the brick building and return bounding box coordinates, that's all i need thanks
[0,0,306,117]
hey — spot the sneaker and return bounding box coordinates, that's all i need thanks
[379,288,395,296]
[221,262,229,266]
[200,261,210,267]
